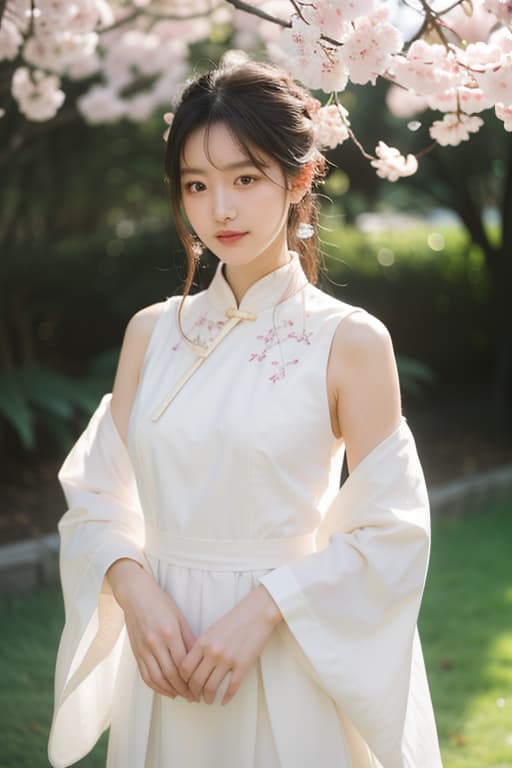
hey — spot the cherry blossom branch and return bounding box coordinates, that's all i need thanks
[333,93,373,161]
[225,0,290,28]
[100,5,220,36]
[225,0,342,46]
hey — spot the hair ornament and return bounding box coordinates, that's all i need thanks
[162,111,174,142]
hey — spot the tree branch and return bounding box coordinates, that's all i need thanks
[225,0,290,28]
[100,4,221,35]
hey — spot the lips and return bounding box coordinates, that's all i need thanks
[216,231,248,244]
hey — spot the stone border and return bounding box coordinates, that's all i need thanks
[0,532,60,596]
[1,464,512,595]
[429,464,512,518]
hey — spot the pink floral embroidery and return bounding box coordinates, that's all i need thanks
[171,312,228,352]
[248,319,313,382]
[269,359,300,383]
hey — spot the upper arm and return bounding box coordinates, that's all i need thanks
[110,302,166,445]
[331,310,402,475]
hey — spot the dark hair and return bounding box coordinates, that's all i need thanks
[163,55,327,338]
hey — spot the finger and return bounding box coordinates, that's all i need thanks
[178,644,203,684]
[188,657,216,702]
[138,657,176,698]
[221,670,242,706]
[180,618,197,654]
[158,647,196,702]
[144,655,180,699]
[202,665,232,706]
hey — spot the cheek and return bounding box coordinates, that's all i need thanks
[181,195,204,227]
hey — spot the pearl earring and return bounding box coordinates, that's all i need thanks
[296,222,315,239]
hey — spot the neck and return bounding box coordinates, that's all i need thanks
[222,247,292,308]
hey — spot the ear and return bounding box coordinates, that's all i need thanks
[289,162,315,204]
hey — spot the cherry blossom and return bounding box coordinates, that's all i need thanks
[302,0,377,29]
[77,84,125,123]
[342,12,403,85]
[35,0,113,36]
[272,20,349,93]
[495,102,512,129]
[311,104,350,149]
[23,31,99,74]
[386,85,429,118]
[0,17,23,61]
[11,67,65,121]
[370,141,418,182]
[472,54,512,106]
[482,0,512,27]
[429,113,484,146]
[427,87,492,114]
[390,40,462,97]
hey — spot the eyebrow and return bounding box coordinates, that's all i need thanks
[180,160,264,176]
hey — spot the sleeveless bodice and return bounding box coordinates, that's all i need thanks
[127,252,363,548]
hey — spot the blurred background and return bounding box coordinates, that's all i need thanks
[1,2,512,766]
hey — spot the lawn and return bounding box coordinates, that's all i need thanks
[1,499,511,767]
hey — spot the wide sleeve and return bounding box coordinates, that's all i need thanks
[258,416,443,768]
[48,393,154,768]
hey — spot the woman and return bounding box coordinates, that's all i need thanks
[48,55,443,767]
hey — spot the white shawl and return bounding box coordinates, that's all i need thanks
[258,415,443,767]
[48,394,153,768]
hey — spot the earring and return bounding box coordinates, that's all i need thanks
[191,234,204,258]
[296,222,315,239]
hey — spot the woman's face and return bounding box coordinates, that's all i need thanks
[179,121,301,268]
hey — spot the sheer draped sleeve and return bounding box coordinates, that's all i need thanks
[258,416,443,768]
[48,393,153,768]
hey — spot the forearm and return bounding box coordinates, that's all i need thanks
[105,557,151,608]
[254,584,284,628]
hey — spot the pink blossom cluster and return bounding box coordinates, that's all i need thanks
[271,3,403,93]
[2,0,512,180]
[370,141,418,182]
[310,104,350,150]
[1,0,192,123]
[11,66,65,121]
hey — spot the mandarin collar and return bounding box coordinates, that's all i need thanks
[207,250,309,317]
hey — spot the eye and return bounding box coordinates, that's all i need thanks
[184,181,205,193]
[237,175,258,186]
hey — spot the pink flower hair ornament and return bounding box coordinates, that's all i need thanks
[162,111,174,142]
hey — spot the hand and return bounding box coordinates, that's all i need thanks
[178,585,283,706]
[106,558,197,702]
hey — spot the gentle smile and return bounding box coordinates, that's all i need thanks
[216,232,248,244]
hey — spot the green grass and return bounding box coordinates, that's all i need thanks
[1,500,511,767]
[419,498,512,768]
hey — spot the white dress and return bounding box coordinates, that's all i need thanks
[48,252,443,768]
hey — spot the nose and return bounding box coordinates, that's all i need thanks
[212,185,236,223]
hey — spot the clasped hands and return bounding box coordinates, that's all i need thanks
[179,585,282,706]
[113,561,283,707]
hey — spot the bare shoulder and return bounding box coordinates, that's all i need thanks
[333,308,392,356]
[327,308,402,472]
[128,300,168,335]
[111,301,167,444]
